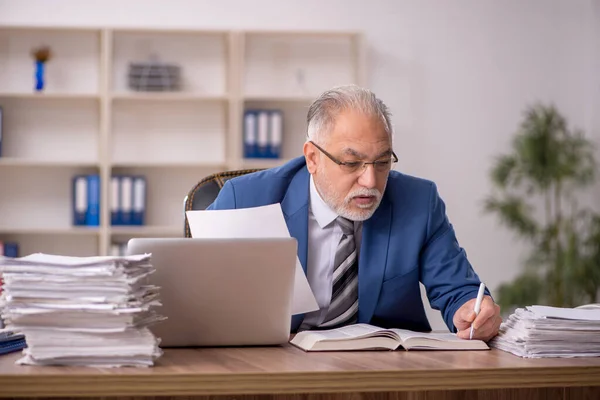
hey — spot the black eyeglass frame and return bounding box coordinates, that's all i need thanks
[309,140,398,172]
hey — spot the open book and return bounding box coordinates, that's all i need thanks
[290,323,490,351]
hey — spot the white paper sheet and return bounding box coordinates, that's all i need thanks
[186,203,319,315]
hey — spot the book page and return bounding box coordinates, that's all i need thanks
[392,329,463,343]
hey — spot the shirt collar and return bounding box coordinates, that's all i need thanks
[309,174,339,229]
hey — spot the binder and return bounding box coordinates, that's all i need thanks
[0,105,3,158]
[4,242,19,258]
[243,110,257,158]
[269,110,283,159]
[257,110,269,158]
[86,174,100,226]
[0,337,27,356]
[72,175,87,226]
[120,176,133,225]
[110,176,121,226]
[132,176,146,226]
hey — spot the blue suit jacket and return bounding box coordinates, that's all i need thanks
[207,157,489,333]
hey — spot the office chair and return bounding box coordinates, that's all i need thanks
[183,168,263,237]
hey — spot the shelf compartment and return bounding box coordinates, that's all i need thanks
[0,27,100,95]
[242,100,307,163]
[243,33,356,98]
[111,30,228,96]
[110,166,224,229]
[0,96,99,162]
[111,100,226,165]
[0,232,99,257]
[0,166,99,231]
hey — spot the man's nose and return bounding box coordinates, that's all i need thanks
[357,164,378,188]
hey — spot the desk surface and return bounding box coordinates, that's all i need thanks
[1,346,600,397]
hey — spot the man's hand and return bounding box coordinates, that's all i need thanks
[453,295,501,341]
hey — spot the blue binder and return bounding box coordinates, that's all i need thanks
[119,176,133,225]
[0,333,27,356]
[3,242,18,257]
[268,110,283,159]
[243,110,258,158]
[110,175,121,226]
[72,175,87,226]
[86,174,100,226]
[256,110,270,158]
[132,175,146,226]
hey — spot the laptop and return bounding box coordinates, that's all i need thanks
[126,237,297,347]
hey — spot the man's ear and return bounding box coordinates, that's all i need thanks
[303,141,318,174]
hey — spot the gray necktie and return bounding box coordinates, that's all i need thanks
[319,217,359,328]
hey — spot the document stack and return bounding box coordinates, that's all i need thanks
[489,304,600,358]
[0,253,164,367]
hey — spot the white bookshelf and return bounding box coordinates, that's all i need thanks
[0,26,365,256]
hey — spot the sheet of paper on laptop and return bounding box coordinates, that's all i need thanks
[185,203,319,315]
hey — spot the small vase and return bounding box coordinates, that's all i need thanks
[35,60,45,92]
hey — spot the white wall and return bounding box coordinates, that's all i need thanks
[1,0,598,329]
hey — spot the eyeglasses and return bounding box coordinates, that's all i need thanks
[309,141,398,174]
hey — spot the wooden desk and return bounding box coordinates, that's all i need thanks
[1,346,599,400]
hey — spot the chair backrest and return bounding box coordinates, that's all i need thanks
[183,169,263,237]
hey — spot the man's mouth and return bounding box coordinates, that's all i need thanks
[353,196,375,205]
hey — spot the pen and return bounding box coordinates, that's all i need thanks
[469,282,486,340]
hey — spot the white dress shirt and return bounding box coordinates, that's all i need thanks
[301,175,363,328]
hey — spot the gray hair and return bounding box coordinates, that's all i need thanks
[306,85,393,144]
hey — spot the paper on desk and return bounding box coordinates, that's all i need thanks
[186,203,319,315]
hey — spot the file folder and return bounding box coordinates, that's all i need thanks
[132,176,146,226]
[72,175,87,226]
[86,174,100,226]
[110,176,121,226]
[269,110,283,159]
[257,111,269,158]
[120,176,133,225]
[3,242,19,258]
[243,110,257,158]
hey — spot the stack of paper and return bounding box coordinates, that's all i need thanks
[489,305,600,358]
[0,253,164,367]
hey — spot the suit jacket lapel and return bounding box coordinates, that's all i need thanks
[358,196,392,323]
[280,166,310,332]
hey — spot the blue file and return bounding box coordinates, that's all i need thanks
[110,175,121,226]
[243,110,258,158]
[120,176,133,225]
[269,110,283,159]
[4,242,19,258]
[0,335,27,356]
[86,174,100,226]
[256,110,270,158]
[132,175,146,226]
[72,175,87,226]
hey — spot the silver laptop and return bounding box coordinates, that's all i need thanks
[126,237,297,347]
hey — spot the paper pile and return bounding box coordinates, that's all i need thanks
[489,304,600,358]
[0,253,165,367]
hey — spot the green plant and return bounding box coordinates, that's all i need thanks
[484,103,600,311]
